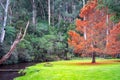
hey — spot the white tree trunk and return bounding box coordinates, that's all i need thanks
[82,0,87,40]
[84,24,87,40]
[65,2,68,13]
[82,0,85,6]
[32,0,36,26]
[0,0,10,43]
[106,14,109,44]
[48,0,51,25]
[58,13,61,27]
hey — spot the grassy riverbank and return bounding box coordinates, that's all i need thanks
[14,59,120,80]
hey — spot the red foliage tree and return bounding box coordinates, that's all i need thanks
[68,0,118,63]
[107,22,120,56]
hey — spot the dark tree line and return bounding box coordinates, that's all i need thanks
[0,0,85,64]
[0,0,119,64]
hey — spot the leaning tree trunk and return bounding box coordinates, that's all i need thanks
[0,0,10,43]
[0,21,29,65]
[0,33,22,64]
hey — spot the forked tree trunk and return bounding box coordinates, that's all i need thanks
[0,21,29,65]
[92,52,96,63]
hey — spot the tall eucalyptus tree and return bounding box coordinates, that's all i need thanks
[0,0,10,43]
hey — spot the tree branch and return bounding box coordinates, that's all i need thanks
[0,2,5,10]
[21,21,30,41]
[0,3,5,10]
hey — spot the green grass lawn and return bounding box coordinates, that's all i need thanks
[14,59,120,80]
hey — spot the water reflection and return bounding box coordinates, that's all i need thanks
[0,63,37,80]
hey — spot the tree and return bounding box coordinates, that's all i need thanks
[0,0,10,43]
[51,0,84,26]
[98,0,120,23]
[68,0,115,63]
[107,22,120,56]
[82,0,87,40]
[98,0,120,56]
[48,0,51,25]
[31,0,37,26]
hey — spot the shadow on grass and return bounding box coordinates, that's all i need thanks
[113,60,120,62]
[67,60,120,66]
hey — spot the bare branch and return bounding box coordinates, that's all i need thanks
[21,21,30,41]
[0,2,5,10]
[0,0,5,10]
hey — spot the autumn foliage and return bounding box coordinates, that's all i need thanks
[107,22,120,55]
[68,0,120,61]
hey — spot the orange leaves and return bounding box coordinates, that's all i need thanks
[76,19,88,27]
[90,0,97,9]
[68,30,80,39]
[76,19,83,27]
[109,22,120,41]
[68,30,87,53]
[80,5,90,17]
[93,22,105,30]
[68,0,104,55]
[73,41,88,54]
[74,44,84,52]
[80,0,97,17]
[68,30,81,46]
[110,22,120,35]
[76,19,88,32]
[107,31,120,55]
[68,0,120,57]
[107,22,120,55]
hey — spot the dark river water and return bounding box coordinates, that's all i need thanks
[0,63,37,80]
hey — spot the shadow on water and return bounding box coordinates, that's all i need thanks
[0,63,37,80]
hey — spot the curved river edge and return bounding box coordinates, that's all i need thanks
[0,62,37,80]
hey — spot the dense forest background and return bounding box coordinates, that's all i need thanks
[0,0,120,64]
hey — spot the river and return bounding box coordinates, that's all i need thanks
[0,63,37,80]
